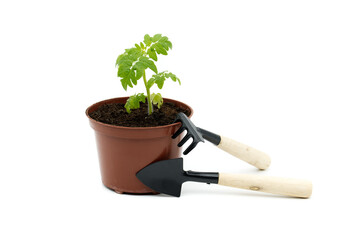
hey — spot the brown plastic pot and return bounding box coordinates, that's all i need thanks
[86,97,193,194]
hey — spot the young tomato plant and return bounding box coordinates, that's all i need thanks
[115,34,181,115]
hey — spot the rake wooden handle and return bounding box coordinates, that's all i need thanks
[217,136,271,170]
[218,173,312,198]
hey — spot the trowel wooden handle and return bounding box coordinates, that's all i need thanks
[217,136,271,170]
[218,173,312,198]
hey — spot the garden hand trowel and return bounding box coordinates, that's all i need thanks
[172,113,271,170]
[136,158,312,198]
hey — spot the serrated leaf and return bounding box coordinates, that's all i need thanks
[147,78,155,89]
[125,47,142,61]
[147,48,158,61]
[125,93,146,113]
[148,71,180,90]
[170,75,178,82]
[116,46,145,91]
[116,54,132,66]
[134,68,143,81]
[133,61,147,71]
[118,59,133,67]
[159,36,168,42]
[150,93,163,109]
[121,78,128,91]
[154,43,167,55]
[129,68,137,85]
[120,75,133,91]
[170,73,181,85]
[139,56,158,73]
[115,54,124,66]
[147,60,157,73]
[159,41,169,51]
[144,34,152,46]
[133,62,146,77]
[117,64,130,78]
[156,75,166,89]
[152,34,162,42]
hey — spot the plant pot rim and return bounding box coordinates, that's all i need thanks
[86,96,193,130]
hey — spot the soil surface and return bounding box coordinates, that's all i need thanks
[89,102,190,127]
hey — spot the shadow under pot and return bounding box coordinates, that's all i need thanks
[86,97,193,194]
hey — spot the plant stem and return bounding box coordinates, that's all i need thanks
[143,70,153,115]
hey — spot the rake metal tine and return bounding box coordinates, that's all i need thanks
[172,126,185,139]
[183,141,199,155]
[177,134,192,147]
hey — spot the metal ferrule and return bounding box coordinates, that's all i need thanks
[184,170,219,184]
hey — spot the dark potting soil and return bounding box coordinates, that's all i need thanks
[89,102,190,127]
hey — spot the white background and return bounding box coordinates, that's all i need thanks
[1,0,359,239]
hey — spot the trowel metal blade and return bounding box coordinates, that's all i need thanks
[136,158,185,197]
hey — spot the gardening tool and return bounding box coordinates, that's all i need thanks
[172,112,271,170]
[136,158,312,198]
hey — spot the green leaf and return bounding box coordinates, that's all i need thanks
[138,56,158,73]
[116,47,144,90]
[147,48,158,61]
[160,42,169,51]
[120,76,133,91]
[124,47,142,60]
[118,65,132,90]
[121,78,128,91]
[153,42,167,55]
[129,68,137,85]
[152,34,162,42]
[159,36,168,42]
[133,61,147,72]
[117,64,130,78]
[144,34,152,46]
[134,68,143,81]
[150,93,163,109]
[148,71,180,90]
[166,41,172,49]
[147,60,158,73]
[116,54,132,67]
[168,72,181,85]
[140,42,145,49]
[155,74,166,89]
[115,54,124,66]
[125,93,146,113]
[148,34,172,56]
[158,37,170,50]
[147,78,155,89]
